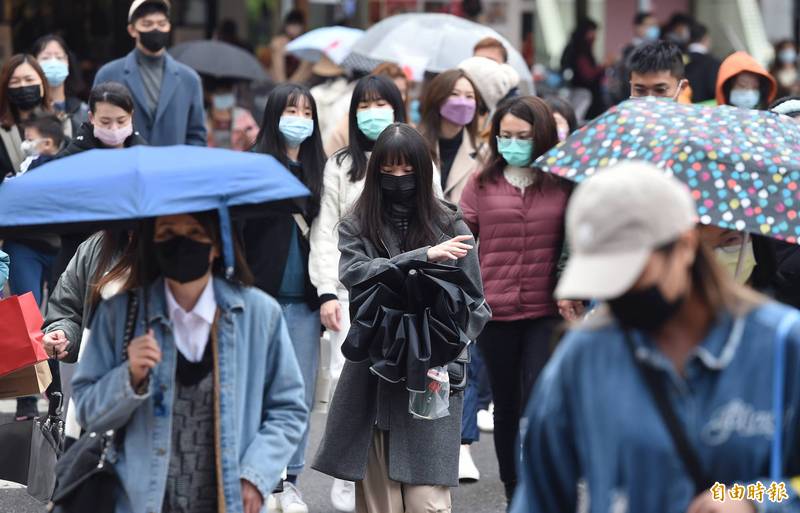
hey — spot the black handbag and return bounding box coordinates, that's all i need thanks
[49,291,139,513]
[0,392,64,502]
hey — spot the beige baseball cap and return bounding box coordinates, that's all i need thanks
[555,162,698,301]
[129,0,170,22]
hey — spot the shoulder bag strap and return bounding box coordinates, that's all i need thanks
[293,214,310,240]
[110,290,140,446]
[623,331,712,494]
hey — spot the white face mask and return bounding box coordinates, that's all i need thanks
[729,88,761,109]
[20,139,42,157]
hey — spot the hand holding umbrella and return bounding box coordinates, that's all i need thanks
[128,329,161,390]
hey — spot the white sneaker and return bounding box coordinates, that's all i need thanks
[477,403,494,433]
[267,494,280,513]
[277,482,309,513]
[331,478,356,512]
[459,444,480,482]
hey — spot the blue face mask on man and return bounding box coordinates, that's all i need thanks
[279,116,314,148]
[643,25,660,41]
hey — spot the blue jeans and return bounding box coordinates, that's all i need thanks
[4,241,56,416]
[279,300,320,476]
[461,344,483,444]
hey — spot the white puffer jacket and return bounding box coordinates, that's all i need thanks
[309,152,444,300]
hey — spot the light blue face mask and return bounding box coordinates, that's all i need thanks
[212,92,236,111]
[279,116,314,148]
[729,88,761,109]
[357,108,394,141]
[779,49,797,65]
[644,25,660,41]
[497,137,534,167]
[40,59,69,87]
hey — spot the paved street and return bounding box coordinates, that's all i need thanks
[0,405,507,513]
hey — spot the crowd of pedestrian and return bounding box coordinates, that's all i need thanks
[2,1,800,513]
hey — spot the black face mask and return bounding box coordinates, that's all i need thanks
[139,29,170,53]
[608,284,685,332]
[8,85,42,111]
[154,236,213,284]
[380,174,416,205]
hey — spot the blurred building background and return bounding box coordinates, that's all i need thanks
[0,0,797,82]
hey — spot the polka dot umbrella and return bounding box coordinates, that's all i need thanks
[535,98,800,243]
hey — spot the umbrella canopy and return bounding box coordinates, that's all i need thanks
[0,145,310,273]
[169,40,268,82]
[343,261,477,392]
[535,98,800,244]
[286,26,364,65]
[345,13,534,93]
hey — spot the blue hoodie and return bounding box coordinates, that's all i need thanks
[512,302,800,513]
[0,249,8,290]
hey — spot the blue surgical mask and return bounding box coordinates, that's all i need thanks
[357,107,394,141]
[497,137,534,167]
[644,25,660,41]
[279,116,314,148]
[779,49,797,65]
[729,88,761,109]
[39,59,69,87]
[212,93,236,111]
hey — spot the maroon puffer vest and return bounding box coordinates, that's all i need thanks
[460,173,569,321]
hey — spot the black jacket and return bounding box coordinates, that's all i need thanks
[241,161,321,311]
[57,121,148,157]
[685,51,722,103]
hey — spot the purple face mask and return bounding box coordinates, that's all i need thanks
[439,97,476,126]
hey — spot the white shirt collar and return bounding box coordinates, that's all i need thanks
[688,43,708,54]
[165,277,216,324]
[164,278,217,363]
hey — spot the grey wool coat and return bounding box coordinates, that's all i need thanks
[312,201,491,487]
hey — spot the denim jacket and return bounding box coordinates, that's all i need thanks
[0,249,8,289]
[73,277,308,513]
[512,302,800,513]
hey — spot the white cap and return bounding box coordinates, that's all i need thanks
[556,162,698,300]
[129,0,170,22]
[458,56,520,112]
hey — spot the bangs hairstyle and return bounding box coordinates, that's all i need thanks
[419,69,482,159]
[254,83,325,219]
[108,211,254,292]
[0,54,52,130]
[336,74,406,183]
[479,95,568,190]
[352,123,447,252]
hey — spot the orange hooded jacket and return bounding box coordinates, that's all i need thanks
[715,51,777,106]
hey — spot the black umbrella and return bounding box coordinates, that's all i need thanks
[343,261,478,392]
[169,40,268,82]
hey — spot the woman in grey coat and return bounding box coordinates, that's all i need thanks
[313,124,490,513]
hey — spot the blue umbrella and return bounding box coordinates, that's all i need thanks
[0,145,310,276]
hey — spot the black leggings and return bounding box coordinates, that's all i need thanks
[477,317,559,488]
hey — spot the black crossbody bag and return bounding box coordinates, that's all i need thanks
[623,331,714,495]
[49,291,139,512]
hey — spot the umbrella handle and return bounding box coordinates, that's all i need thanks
[218,204,235,280]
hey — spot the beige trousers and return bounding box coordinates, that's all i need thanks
[356,429,452,513]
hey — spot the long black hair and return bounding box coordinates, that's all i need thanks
[351,123,447,252]
[335,75,406,183]
[254,83,325,219]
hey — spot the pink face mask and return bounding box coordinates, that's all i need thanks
[439,97,476,126]
[94,124,133,147]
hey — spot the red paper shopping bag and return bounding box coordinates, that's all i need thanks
[0,292,47,376]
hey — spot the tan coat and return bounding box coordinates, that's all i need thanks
[439,134,489,204]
